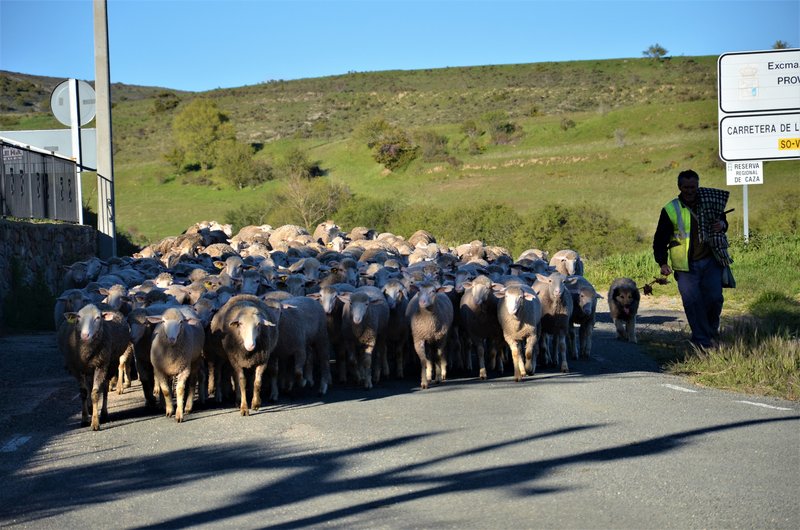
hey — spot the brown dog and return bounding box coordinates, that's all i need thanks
[607,278,640,343]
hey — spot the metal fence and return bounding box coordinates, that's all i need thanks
[1,139,80,223]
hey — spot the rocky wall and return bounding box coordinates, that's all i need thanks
[0,219,96,332]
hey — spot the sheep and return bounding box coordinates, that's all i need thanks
[319,258,359,287]
[62,257,106,290]
[53,288,92,329]
[382,278,411,378]
[209,294,282,415]
[307,283,356,384]
[405,280,454,389]
[494,283,542,381]
[57,303,133,430]
[517,248,550,263]
[339,286,390,389]
[146,307,205,422]
[532,271,574,373]
[607,277,640,343]
[549,249,585,276]
[565,276,602,359]
[127,308,158,408]
[407,229,436,248]
[459,274,505,380]
[313,220,343,245]
[268,296,332,401]
[268,224,310,249]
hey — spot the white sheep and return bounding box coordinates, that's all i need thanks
[494,283,542,381]
[533,271,574,373]
[405,280,454,389]
[147,307,205,422]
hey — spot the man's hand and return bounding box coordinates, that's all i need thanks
[660,264,672,276]
[712,220,726,232]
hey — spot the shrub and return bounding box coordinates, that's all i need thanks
[215,140,273,189]
[2,257,55,331]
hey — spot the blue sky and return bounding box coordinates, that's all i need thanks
[1,0,798,92]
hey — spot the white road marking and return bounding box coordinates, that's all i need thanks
[1,435,32,453]
[735,400,792,411]
[661,384,698,393]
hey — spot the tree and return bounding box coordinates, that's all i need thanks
[773,40,790,49]
[277,147,323,180]
[276,174,351,229]
[215,140,273,189]
[643,43,668,60]
[171,98,235,171]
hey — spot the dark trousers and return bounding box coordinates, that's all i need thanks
[675,257,724,347]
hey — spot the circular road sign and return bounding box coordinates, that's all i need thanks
[50,80,97,126]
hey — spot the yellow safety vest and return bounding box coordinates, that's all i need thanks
[664,199,691,272]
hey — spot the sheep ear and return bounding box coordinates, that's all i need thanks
[494,290,505,299]
[102,312,116,321]
[214,261,225,269]
[98,287,109,295]
[306,292,321,300]
[596,293,605,299]
[535,273,550,283]
[261,318,276,327]
[146,316,162,324]
[524,292,537,301]
[187,318,202,327]
[461,281,473,290]
[437,285,453,294]
[64,312,79,324]
[337,294,350,303]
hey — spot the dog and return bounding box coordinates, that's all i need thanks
[607,277,640,343]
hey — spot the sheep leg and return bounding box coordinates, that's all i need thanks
[90,367,107,431]
[436,343,448,383]
[508,340,524,382]
[360,344,374,390]
[567,326,578,360]
[476,340,487,380]
[372,340,387,386]
[268,356,280,402]
[185,369,197,414]
[293,348,308,390]
[335,343,348,384]
[175,369,189,423]
[317,345,332,396]
[626,319,637,344]
[234,366,249,416]
[155,371,174,418]
[251,362,267,411]
[580,322,593,358]
[78,374,90,427]
[413,339,430,389]
[206,360,217,399]
[524,335,537,376]
[557,334,569,373]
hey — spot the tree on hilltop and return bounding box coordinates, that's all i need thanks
[643,43,668,60]
[772,40,790,49]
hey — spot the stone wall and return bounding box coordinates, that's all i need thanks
[0,219,97,332]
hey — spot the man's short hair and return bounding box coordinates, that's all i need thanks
[677,169,699,186]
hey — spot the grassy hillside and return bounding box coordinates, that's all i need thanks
[2,57,797,245]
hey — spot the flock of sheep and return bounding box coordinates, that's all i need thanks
[55,220,640,430]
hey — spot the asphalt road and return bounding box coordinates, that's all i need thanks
[1,307,798,529]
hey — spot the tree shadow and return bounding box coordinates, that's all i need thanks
[2,416,795,528]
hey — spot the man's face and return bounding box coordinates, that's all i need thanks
[678,177,699,204]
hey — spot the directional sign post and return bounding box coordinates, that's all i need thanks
[718,49,800,242]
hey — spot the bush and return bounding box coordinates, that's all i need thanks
[372,129,419,171]
[333,196,401,233]
[511,203,644,259]
[2,257,55,331]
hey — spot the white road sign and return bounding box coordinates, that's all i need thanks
[726,161,763,185]
[718,49,800,114]
[718,49,800,162]
[719,112,800,161]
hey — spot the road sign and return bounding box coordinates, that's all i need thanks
[50,80,96,127]
[718,49,800,162]
[719,112,800,161]
[726,161,763,186]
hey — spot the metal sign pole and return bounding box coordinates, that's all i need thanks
[68,79,84,224]
[743,184,749,244]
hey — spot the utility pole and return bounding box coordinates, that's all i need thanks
[93,0,116,258]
